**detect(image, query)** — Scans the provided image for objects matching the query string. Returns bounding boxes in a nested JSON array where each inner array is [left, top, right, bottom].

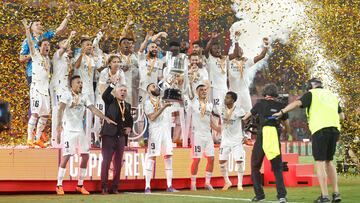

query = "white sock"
[[78, 168, 87, 186], [27, 115, 38, 140], [35, 117, 47, 140], [164, 157, 173, 188], [57, 167, 66, 186], [220, 163, 231, 184], [205, 171, 212, 185], [93, 117, 101, 142], [236, 162, 245, 187], [145, 159, 155, 189], [191, 175, 197, 185]]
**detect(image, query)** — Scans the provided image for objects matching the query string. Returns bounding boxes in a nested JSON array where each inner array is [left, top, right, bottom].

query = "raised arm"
[[204, 32, 219, 58], [55, 10, 72, 35], [74, 49, 85, 69], [229, 42, 240, 60], [93, 30, 104, 55], [102, 85, 115, 104], [22, 19, 35, 56], [121, 15, 134, 37], [150, 31, 168, 43], [138, 31, 153, 53], [58, 31, 76, 57], [253, 37, 270, 64]]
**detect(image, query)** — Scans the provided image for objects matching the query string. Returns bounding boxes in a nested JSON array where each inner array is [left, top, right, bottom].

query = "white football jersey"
[[216, 104, 245, 145], [31, 51, 50, 95], [51, 51, 72, 93], [138, 53, 164, 91], [228, 58, 255, 92], [60, 91, 93, 132], [119, 52, 138, 90], [207, 54, 228, 90], [189, 97, 213, 137], [144, 97, 171, 130], [73, 54, 98, 94]]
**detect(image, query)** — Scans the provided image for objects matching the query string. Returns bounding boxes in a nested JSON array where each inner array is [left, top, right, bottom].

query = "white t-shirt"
[[144, 97, 171, 130], [216, 104, 245, 145], [73, 54, 98, 94], [60, 91, 93, 132], [96, 67, 126, 98], [31, 51, 50, 95], [51, 51, 72, 93], [207, 54, 228, 90], [228, 58, 255, 92], [138, 53, 164, 91], [189, 97, 213, 137]]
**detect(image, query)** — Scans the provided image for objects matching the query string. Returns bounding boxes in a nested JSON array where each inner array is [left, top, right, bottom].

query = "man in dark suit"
[[100, 82, 133, 194]]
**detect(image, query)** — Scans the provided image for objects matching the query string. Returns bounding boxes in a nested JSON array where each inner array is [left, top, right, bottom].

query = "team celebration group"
[[18, 10, 343, 203]]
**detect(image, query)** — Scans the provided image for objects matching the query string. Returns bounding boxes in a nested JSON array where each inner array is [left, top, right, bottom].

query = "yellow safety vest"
[[306, 88, 341, 135]]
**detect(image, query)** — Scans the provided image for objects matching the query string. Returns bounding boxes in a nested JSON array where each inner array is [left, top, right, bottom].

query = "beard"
[[150, 89, 160, 97], [149, 50, 157, 57]]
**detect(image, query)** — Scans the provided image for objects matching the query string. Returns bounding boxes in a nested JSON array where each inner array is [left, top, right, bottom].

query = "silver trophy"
[[162, 53, 186, 102]]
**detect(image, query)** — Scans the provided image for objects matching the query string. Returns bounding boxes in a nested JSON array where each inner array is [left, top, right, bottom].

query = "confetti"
[[0, 1, 358, 171]]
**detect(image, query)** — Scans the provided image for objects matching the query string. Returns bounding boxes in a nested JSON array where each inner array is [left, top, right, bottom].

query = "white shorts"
[[219, 142, 245, 162], [30, 89, 50, 116], [62, 130, 90, 156], [192, 133, 214, 158], [147, 127, 173, 157], [211, 88, 227, 107]]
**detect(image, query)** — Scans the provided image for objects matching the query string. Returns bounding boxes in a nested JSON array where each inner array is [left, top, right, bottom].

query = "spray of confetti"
[[230, 0, 340, 92]]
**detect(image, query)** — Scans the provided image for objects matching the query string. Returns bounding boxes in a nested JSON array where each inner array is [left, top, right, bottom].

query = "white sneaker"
[[190, 184, 197, 191], [222, 182, 232, 190], [205, 184, 215, 191], [237, 184, 243, 191]]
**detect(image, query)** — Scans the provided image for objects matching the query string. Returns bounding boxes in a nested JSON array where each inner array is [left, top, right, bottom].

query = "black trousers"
[[251, 136, 287, 199], [101, 135, 126, 191]]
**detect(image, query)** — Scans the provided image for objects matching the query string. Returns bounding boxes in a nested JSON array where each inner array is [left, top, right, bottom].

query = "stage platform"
[[0, 146, 255, 192], [0, 143, 317, 193]]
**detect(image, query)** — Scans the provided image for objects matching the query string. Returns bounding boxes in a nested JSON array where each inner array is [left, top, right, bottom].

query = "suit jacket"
[[100, 85, 133, 138]]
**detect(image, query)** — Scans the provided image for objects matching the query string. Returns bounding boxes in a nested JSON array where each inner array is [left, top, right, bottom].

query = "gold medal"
[[118, 100, 126, 122], [147, 57, 157, 76]]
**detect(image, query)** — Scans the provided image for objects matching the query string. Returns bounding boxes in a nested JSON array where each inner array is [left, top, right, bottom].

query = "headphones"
[[306, 78, 323, 91]]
